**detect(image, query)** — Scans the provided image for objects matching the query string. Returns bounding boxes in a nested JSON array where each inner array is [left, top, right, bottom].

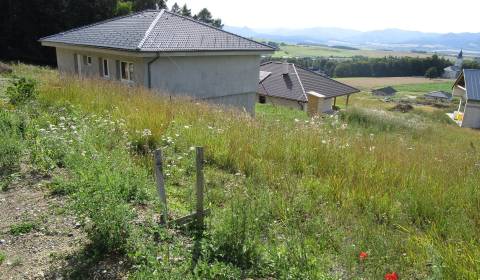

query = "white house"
[[443, 50, 463, 79], [39, 9, 274, 114], [448, 69, 480, 128]]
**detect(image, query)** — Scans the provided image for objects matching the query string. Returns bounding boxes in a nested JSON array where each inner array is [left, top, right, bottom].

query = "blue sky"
[[183, 0, 479, 33]]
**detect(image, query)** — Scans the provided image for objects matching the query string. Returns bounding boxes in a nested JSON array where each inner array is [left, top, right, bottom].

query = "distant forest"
[[0, 0, 222, 65], [264, 55, 480, 78]]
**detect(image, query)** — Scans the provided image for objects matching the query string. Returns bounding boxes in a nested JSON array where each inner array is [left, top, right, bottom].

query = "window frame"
[[87, 56, 92, 65], [120, 61, 134, 82], [102, 59, 109, 78]]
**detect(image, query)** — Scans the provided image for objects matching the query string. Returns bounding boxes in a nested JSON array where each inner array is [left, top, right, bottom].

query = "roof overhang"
[[41, 41, 274, 57], [307, 91, 326, 98]]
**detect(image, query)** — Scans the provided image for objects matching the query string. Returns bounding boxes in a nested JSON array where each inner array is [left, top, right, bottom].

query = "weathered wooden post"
[[195, 147, 205, 229], [154, 149, 168, 225]]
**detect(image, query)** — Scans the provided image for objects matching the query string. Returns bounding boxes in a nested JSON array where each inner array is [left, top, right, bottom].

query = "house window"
[[103, 59, 109, 77], [259, 95, 266, 104], [87, 56, 92, 65], [121, 61, 134, 82]]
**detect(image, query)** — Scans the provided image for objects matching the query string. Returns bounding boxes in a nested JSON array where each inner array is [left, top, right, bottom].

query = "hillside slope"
[[1, 64, 479, 279]]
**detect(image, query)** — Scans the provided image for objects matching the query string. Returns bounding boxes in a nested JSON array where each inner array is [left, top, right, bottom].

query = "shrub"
[[10, 221, 37, 235], [6, 76, 37, 105], [425, 67, 440, 79], [0, 110, 23, 182], [0, 251, 5, 264]]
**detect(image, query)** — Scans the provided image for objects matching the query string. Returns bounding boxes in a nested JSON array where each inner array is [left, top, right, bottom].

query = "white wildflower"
[[142, 129, 152, 137]]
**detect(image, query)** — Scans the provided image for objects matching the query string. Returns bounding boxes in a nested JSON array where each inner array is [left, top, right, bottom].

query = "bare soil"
[[0, 166, 128, 280]]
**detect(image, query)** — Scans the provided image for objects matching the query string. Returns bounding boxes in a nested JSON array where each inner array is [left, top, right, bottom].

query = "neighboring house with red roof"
[[39, 9, 274, 114], [258, 62, 359, 115]]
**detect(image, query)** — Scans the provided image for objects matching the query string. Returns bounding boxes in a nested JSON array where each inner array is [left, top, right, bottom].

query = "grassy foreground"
[[2, 64, 480, 279]]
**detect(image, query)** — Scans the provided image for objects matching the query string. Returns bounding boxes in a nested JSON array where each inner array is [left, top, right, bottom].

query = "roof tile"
[[40, 10, 274, 53]]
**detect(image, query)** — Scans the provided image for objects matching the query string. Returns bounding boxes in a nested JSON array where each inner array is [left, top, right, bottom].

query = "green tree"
[[425, 67, 439, 79], [116, 1, 133, 16], [180, 4, 191, 16], [194, 8, 223, 28], [132, 0, 167, 12], [170, 2, 180, 13]]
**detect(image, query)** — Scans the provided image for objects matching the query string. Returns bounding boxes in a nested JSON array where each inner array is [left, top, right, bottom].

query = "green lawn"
[[393, 82, 453, 93], [2, 64, 480, 279]]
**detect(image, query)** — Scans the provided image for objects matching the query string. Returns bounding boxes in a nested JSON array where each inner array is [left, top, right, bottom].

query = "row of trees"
[[0, 1, 222, 65], [263, 55, 480, 78]]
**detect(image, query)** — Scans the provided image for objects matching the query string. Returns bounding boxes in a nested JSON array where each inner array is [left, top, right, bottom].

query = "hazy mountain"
[[225, 26, 480, 54]]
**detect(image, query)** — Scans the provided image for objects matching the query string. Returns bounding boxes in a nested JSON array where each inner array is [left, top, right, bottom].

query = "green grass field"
[[1, 64, 480, 279], [272, 44, 450, 59]]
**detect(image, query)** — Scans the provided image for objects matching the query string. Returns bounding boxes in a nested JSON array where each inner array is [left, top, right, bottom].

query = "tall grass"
[[9, 64, 480, 278]]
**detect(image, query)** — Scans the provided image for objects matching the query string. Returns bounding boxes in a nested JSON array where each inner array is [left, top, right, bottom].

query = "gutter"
[[147, 52, 160, 89]]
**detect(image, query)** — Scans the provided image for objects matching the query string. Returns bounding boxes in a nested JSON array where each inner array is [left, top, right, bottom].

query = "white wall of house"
[[54, 47, 260, 114], [56, 48, 146, 84], [148, 55, 260, 113], [259, 95, 305, 110], [462, 101, 480, 128], [318, 98, 333, 113]]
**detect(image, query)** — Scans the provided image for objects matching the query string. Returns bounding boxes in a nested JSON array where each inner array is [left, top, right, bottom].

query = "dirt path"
[[0, 167, 86, 280]]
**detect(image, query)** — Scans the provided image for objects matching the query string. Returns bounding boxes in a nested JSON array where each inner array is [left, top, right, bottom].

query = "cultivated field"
[[1, 64, 479, 279], [337, 76, 453, 91], [272, 44, 453, 59]]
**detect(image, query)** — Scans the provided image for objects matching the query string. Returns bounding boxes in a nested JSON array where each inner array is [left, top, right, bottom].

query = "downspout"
[[147, 52, 160, 89]]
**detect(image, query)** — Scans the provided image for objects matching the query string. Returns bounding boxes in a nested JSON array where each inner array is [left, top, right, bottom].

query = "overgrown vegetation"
[[9, 221, 37, 236], [2, 64, 480, 279]]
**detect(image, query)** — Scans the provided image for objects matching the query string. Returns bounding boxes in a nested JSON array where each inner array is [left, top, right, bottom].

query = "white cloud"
[[179, 0, 480, 33]]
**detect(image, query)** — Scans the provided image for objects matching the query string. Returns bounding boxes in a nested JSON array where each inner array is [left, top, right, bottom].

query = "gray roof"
[[424, 91, 452, 99], [372, 86, 397, 95], [259, 71, 272, 83], [259, 62, 359, 102], [40, 10, 274, 53], [456, 69, 480, 101]]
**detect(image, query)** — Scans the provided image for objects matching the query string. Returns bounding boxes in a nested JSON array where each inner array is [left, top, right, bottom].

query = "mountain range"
[[225, 26, 480, 55]]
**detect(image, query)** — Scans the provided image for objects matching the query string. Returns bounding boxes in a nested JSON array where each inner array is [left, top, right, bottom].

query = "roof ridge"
[[295, 64, 360, 93], [162, 10, 275, 51], [39, 10, 157, 42], [292, 64, 307, 100], [137, 9, 165, 50]]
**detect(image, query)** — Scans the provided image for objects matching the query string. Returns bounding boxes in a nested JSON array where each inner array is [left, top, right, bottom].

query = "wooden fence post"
[[154, 149, 168, 225], [195, 147, 204, 229]]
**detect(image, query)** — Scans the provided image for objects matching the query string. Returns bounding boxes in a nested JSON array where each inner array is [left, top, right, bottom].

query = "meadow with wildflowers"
[[1, 63, 480, 279]]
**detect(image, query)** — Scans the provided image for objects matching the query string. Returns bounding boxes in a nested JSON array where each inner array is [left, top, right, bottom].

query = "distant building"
[[448, 69, 480, 128], [442, 50, 463, 79], [372, 86, 397, 96], [258, 61, 359, 115], [424, 91, 452, 102]]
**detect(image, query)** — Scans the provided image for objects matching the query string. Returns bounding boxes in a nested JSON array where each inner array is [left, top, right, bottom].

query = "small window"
[[103, 59, 109, 77], [259, 95, 266, 104], [87, 56, 92, 65], [121, 61, 134, 82]]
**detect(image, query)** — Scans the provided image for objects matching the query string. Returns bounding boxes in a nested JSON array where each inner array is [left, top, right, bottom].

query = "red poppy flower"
[[359, 251, 368, 261], [384, 272, 398, 280]]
